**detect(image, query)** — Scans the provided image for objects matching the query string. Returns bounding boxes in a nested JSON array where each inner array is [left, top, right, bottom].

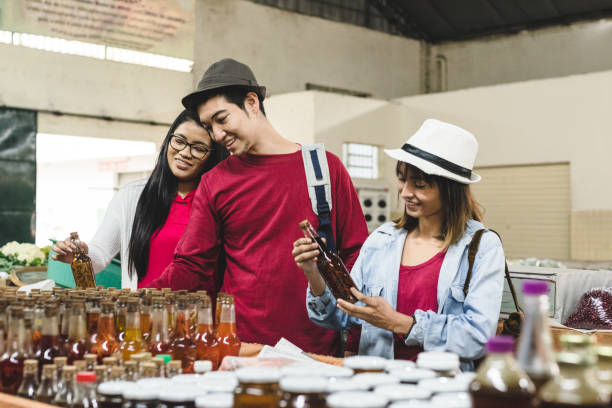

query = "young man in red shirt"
[[153, 58, 368, 355]]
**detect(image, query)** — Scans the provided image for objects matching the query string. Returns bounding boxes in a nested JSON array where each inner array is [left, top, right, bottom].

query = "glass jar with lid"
[[344, 356, 388, 373], [326, 380, 369, 394], [196, 393, 233, 408], [388, 368, 436, 384], [327, 391, 388, 408], [416, 352, 460, 377], [374, 384, 431, 403], [234, 368, 281, 408], [352, 373, 400, 390], [121, 384, 159, 408], [157, 385, 203, 408], [98, 381, 131, 408], [279, 376, 328, 408]]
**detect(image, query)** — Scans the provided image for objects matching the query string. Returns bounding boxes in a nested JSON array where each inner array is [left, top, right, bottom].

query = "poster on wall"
[[0, 0, 194, 59]]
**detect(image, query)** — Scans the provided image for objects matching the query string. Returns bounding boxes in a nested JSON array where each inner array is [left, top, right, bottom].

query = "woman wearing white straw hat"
[[292, 119, 506, 371]]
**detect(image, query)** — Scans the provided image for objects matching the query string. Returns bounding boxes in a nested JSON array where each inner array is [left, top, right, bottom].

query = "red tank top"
[[394, 250, 446, 360]]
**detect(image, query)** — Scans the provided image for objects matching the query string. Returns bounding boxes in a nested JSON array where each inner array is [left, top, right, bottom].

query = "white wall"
[[193, 0, 421, 100], [432, 19, 612, 92]]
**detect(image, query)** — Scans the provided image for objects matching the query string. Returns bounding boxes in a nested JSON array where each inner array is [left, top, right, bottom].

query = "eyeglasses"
[[169, 135, 213, 160]]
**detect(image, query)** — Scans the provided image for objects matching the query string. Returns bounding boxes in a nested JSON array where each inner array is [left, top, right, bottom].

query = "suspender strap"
[[463, 229, 522, 313], [302, 144, 337, 253]]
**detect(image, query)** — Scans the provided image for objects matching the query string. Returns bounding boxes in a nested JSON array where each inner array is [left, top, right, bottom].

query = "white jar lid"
[[352, 373, 401, 388], [389, 401, 434, 408], [320, 366, 354, 378], [384, 360, 416, 372], [281, 363, 322, 377], [98, 381, 132, 396], [389, 368, 436, 383], [158, 385, 204, 402], [454, 372, 476, 385], [194, 360, 213, 373], [344, 356, 388, 370], [196, 393, 234, 408], [416, 352, 459, 371], [431, 392, 471, 408], [327, 391, 389, 408], [122, 384, 159, 400], [418, 378, 468, 393], [280, 376, 328, 393], [236, 367, 281, 383], [204, 371, 238, 381], [198, 378, 239, 393], [326, 379, 370, 393], [374, 384, 432, 401], [172, 374, 201, 384]]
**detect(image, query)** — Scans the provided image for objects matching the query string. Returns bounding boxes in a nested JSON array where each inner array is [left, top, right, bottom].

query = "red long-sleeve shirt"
[[153, 150, 368, 355]]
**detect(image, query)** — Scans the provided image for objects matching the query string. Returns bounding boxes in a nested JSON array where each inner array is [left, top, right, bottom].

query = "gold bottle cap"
[[42, 364, 56, 378], [74, 360, 87, 372], [24, 359, 38, 373]]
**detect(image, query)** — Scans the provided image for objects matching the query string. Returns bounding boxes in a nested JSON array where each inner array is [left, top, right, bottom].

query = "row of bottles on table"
[[0, 286, 240, 394], [470, 279, 612, 407]]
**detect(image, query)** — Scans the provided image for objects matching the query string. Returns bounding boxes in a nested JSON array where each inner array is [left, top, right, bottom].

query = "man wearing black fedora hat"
[[152, 58, 368, 355]]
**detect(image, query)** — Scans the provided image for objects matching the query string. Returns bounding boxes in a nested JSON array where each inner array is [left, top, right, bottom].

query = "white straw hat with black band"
[[384, 119, 481, 184]]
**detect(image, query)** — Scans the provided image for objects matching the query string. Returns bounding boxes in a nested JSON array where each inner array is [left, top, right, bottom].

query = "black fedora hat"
[[182, 58, 266, 111]]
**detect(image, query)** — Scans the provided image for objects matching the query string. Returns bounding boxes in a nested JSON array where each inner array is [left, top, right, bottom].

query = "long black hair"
[[127, 110, 229, 282]]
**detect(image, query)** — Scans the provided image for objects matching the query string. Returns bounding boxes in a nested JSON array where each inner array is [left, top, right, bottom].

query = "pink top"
[[138, 190, 195, 288], [394, 250, 446, 360]]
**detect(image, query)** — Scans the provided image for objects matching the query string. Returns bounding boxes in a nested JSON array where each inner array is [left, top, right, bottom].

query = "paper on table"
[[257, 338, 318, 363]]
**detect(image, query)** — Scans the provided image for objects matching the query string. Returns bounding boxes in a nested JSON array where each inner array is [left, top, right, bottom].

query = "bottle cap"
[[388, 368, 436, 383], [236, 367, 280, 383], [343, 356, 388, 371], [204, 371, 237, 381], [76, 372, 97, 383], [486, 335, 515, 353], [171, 374, 200, 385], [158, 385, 203, 402], [156, 354, 172, 364], [352, 373, 401, 388], [196, 393, 234, 408], [327, 391, 389, 408], [98, 381, 132, 396], [522, 280, 549, 295], [374, 384, 431, 401], [326, 379, 369, 393], [416, 352, 460, 371], [123, 385, 159, 401], [280, 376, 328, 393], [197, 378, 238, 393], [430, 392, 471, 408], [384, 360, 416, 373], [418, 377, 468, 393], [137, 378, 169, 388], [194, 360, 213, 373]]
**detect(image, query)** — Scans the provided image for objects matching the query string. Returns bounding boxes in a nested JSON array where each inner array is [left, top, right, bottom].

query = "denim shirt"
[[306, 219, 505, 371]]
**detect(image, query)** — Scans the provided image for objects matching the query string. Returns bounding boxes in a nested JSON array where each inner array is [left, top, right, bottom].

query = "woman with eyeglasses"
[[52, 110, 229, 289]]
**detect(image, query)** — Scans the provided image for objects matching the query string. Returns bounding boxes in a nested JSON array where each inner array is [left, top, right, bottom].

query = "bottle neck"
[[173, 305, 191, 337], [97, 312, 116, 338], [68, 311, 87, 340], [126, 310, 141, 331], [7, 318, 26, 352], [150, 307, 169, 342], [42, 314, 59, 336], [197, 306, 213, 327]]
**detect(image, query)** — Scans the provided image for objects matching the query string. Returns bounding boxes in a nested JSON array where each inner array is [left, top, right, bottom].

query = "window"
[[342, 143, 379, 179]]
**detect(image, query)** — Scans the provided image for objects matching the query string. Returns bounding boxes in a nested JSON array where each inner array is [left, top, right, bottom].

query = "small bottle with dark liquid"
[[216, 295, 241, 366], [170, 295, 197, 373], [194, 294, 219, 369], [516, 280, 559, 390], [0, 306, 29, 394], [35, 363, 57, 403], [66, 301, 89, 364], [35, 300, 63, 379], [70, 232, 97, 288], [16, 358, 39, 399], [148, 296, 171, 356], [539, 352, 610, 408], [469, 336, 536, 408], [299, 219, 358, 303], [119, 298, 146, 361]]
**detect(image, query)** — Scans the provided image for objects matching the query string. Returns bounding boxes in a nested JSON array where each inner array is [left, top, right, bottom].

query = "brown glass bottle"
[[299, 220, 358, 303], [194, 295, 219, 370], [119, 298, 147, 361], [90, 301, 119, 363], [16, 358, 39, 399], [216, 295, 241, 366], [35, 363, 57, 403], [0, 306, 29, 394], [70, 232, 97, 288], [148, 296, 172, 355], [35, 301, 63, 378], [170, 296, 197, 373], [470, 336, 537, 408], [66, 301, 89, 364], [86, 294, 101, 336]]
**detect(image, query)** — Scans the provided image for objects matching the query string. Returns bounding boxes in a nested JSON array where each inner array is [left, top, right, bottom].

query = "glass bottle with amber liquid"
[[217, 295, 241, 366], [70, 232, 97, 288], [0, 306, 29, 394], [194, 294, 220, 369], [299, 220, 358, 303], [17, 359, 39, 399], [66, 301, 88, 364], [115, 295, 128, 342], [86, 294, 100, 338], [89, 301, 119, 363], [119, 298, 147, 361], [35, 301, 63, 379], [170, 295, 197, 373], [148, 296, 171, 356], [35, 363, 57, 403], [140, 294, 152, 343]]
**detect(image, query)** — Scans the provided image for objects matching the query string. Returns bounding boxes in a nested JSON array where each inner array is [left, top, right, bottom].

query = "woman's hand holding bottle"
[[51, 237, 88, 263]]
